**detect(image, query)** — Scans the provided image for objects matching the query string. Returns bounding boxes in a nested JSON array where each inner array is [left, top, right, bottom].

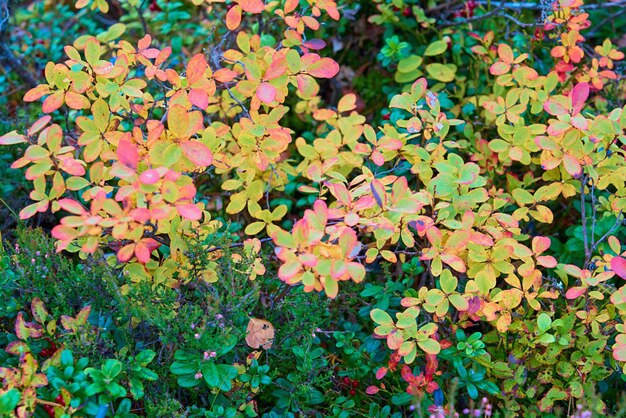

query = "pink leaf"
[[307, 58, 340, 78], [536, 255, 557, 268], [565, 286, 587, 299], [256, 83, 277, 103], [51, 225, 77, 241], [571, 82, 589, 115], [139, 169, 162, 185], [303, 39, 326, 50], [611, 256, 626, 280], [365, 386, 380, 395], [177, 203, 202, 220], [28, 116, 52, 136], [189, 89, 209, 109], [57, 198, 87, 215], [117, 138, 138, 170], [135, 238, 160, 263]]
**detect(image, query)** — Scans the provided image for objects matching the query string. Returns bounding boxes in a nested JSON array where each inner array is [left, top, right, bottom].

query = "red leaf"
[[117, 138, 139, 169], [612, 256, 626, 280], [307, 58, 340, 78], [181, 141, 213, 167], [256, 82, 277, 103]]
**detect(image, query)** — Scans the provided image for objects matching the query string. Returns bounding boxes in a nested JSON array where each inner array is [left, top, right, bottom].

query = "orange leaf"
[[117, 244, 136, 262], [42, 91, 65, 113], [186, 54, 207, 85], [65, 91, 90, 110], [24, 85, 50, 102], [226, 5, 242, 30], [238, 0, 265, 13], [213, 68, 237, 83]]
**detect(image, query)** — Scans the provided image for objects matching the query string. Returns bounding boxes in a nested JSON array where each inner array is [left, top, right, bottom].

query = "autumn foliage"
[[1, 0, 626, 416]]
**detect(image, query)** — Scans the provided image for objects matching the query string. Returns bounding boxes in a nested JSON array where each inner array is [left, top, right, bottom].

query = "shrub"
[[1, 0, 626, 416]]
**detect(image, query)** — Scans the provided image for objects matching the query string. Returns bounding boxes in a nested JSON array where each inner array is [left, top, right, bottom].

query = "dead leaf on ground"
[[245, 317, 274, 349]]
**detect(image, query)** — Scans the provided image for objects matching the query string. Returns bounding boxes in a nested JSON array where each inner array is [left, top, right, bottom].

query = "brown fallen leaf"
[[245, 317, 275, 349]]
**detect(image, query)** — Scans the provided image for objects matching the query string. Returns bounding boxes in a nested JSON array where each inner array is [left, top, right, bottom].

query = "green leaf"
[[177, 374, 200, 388], [424, 40, 448, 56], [170, 360, 197, 375], [135, 350, 156, 365], [66, 176, 91, 190], [426, 63, 456, 82], [370, 308, 394, 326], [397, 55, 423, 73], [467, 383, 478, 399], [391, 392, 413, 406], [202, 362, 220, 387], [417, 338, 441, 354], [439, 269, 457, 294], [107, 382, 127, 399], [0, 389, 20, 414], [537, 313, 552, 333], [102, 359, 122, 378]]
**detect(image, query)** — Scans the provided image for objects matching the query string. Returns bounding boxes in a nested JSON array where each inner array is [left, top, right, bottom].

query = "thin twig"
[[586, 211, 624, 269], [0, 195, 18, 219], [474, 0, 626, 9], [135, 5, 150, 36], [225, 84, 251, 119], [581, 175, 590, 265], [587, 6, 626, 37]]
